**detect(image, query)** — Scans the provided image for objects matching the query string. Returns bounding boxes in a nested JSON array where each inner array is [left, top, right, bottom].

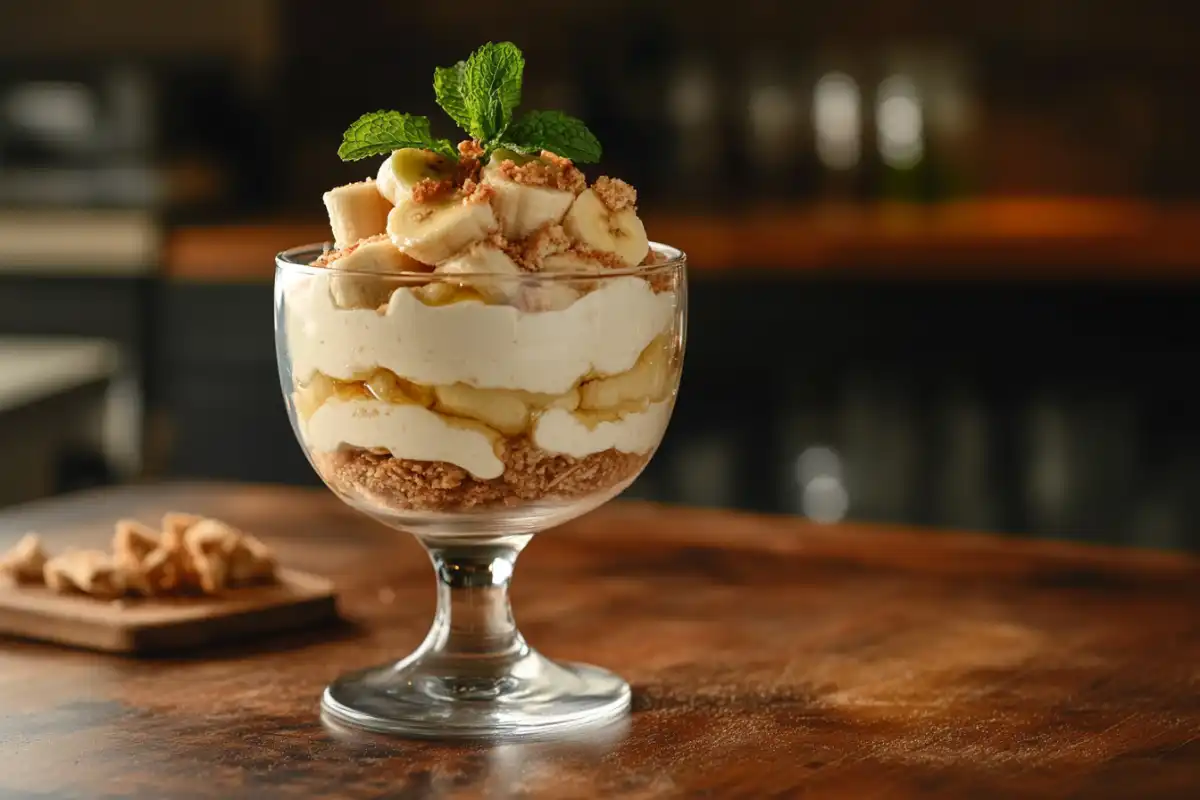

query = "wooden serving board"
[[0, 568, 338, 654]]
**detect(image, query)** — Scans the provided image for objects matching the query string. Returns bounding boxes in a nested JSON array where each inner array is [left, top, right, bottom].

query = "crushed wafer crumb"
[[573, 247, 628, 271], [317, 440, 648, 513], [411, 177, 456, 205], [458, 139, 485, 160], [465, 181, 496, 205], [497, 154, 587, 194], [592, 176, 637, 213], [514, 224, 572, 271]]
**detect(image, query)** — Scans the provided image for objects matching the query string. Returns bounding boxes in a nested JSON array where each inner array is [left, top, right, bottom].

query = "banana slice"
[[579, 335, 673, 410], [387, 197, 497, 264], [481, 159, 575, 240], [376, 148, 456, 206], [435, 383, 529, 435], [327, 237, 425, 309], [562, 189, 649, 267], [518, 282, 580, 312], [436, 242, 522, 304], [323, 180, 392, 247]]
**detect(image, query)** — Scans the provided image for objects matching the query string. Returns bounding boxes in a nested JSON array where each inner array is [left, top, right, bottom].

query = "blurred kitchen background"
[[2, 0, 1199, 550]]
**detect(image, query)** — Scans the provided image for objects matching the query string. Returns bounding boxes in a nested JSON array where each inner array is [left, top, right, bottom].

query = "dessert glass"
[[275, 242, 686, 738]]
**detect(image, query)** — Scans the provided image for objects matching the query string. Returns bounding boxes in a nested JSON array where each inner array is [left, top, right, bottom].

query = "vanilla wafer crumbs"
[[1, 513, 277, 601]]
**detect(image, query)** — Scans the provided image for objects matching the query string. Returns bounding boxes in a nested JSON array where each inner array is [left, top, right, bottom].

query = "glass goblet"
[[275, 243, 686, 738]]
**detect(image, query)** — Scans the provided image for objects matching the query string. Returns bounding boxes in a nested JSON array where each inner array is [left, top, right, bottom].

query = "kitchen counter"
[[163, 199, 1200, 282], [1, 483, 1197, 798]]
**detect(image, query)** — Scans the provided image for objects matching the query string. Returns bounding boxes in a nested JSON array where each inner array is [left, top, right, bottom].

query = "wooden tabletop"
[[1, 483, 1198, 799]]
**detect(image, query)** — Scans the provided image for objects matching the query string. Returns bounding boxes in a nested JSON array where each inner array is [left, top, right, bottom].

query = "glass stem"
[[418, 536, 532, 675]]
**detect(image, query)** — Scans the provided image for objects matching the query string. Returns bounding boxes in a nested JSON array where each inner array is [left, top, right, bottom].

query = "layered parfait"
[[280, 43, 684, 515]]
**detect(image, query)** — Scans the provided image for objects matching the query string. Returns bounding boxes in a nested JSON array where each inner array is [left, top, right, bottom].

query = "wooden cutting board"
[[0, 568, 338, 654]]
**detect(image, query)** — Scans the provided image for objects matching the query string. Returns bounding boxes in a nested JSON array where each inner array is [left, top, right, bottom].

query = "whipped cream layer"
[[302, 398, 671, 480], [286, 271, 675, 395]]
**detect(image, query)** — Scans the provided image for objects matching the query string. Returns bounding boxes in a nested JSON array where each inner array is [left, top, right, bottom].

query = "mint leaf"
[[433, 62, 472, 133], [463, 42, 524, 141], [504, 111, 602, 164], [337, 111, 456, 161]]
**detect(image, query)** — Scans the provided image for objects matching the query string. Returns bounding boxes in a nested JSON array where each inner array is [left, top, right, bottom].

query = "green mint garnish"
[[433, 62, 473, 135], [337, 112, 456, 161], [340, 42, 602, 165], [462, 41, 524, 142], [501, 111, 602, 164]]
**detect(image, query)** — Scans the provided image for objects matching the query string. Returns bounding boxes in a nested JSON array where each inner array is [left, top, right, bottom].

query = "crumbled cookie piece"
[[184, 518, 243, 594], [411, 177, 456, 205], [591, 176, 637, 213], [227, 534, 277, 584], [516, 224, 572, 271], [113, 519, 162, 595], [457, 139, 485, 160], [464, 181, 496, 206], [0, 534, 48, 585], [497, 153, 587, 194], [44, 550, 126, 600]]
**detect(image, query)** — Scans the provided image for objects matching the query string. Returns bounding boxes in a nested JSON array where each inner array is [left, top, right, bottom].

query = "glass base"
[[321, 649, 631, 739]]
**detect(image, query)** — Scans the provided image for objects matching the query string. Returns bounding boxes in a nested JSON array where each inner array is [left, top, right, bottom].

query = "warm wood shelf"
[[163, 198, 1200, 282]]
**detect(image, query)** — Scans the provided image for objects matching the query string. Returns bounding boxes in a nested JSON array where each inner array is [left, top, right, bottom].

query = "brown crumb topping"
[[573, 246, 628, 271], [514, 223, 572, 271], [592, 176, 637, 213], [458, 139, 485, 160], [497, 154, 587, 194], [315, 440, 648, 513], [310, 233, 390, 268], [411, 177, 456, 204], [465, 181, 495, 205]]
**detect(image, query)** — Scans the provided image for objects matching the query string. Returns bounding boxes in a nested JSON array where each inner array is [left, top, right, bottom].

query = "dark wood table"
[[1, 483, 1198, 799]]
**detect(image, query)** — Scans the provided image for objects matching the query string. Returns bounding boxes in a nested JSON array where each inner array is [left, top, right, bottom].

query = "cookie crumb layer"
[[315, 439, 649, 512]]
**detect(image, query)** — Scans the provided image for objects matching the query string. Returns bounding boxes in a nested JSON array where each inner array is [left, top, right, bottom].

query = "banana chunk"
[[562, 189, 649, 267], [436, 242, 522, 304], [435, 383, 530, 435], [328, 237, 426, 310], [377, 148, 456, 206], [323, 180, 392, 248], [579, 335, 673, 410], [388, 197, 498, 264], [482, 159, 575, 240]]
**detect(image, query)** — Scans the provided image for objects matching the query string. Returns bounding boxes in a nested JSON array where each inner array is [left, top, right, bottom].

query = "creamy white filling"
[[304, 399, 504, 479], [302, 397, 672, 479], [286, 272, 675, 395], [533, 401, 672, 458]]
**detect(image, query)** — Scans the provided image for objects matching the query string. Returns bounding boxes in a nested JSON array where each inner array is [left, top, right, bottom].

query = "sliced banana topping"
[[435, 241, 522, 304], [562, 188, 649, 267], [387, 196, 498, 264], [323, 180, 392, 248], [482, 159, 575, 240], [376, 148, 456, 206], [327, 238, 425, 310]]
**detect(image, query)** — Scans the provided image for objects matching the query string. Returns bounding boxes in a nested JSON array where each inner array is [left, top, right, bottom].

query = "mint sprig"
[[502, 111, 602, 164], [337, 112, 455, 161], [339, 42, 602, 165]]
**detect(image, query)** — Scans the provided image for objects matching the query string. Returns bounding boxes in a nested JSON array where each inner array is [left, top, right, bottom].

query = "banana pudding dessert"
[[280, 43, 684, 515]]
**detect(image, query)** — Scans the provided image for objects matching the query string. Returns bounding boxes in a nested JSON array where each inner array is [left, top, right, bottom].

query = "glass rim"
[[275, 241, 686, 282]]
